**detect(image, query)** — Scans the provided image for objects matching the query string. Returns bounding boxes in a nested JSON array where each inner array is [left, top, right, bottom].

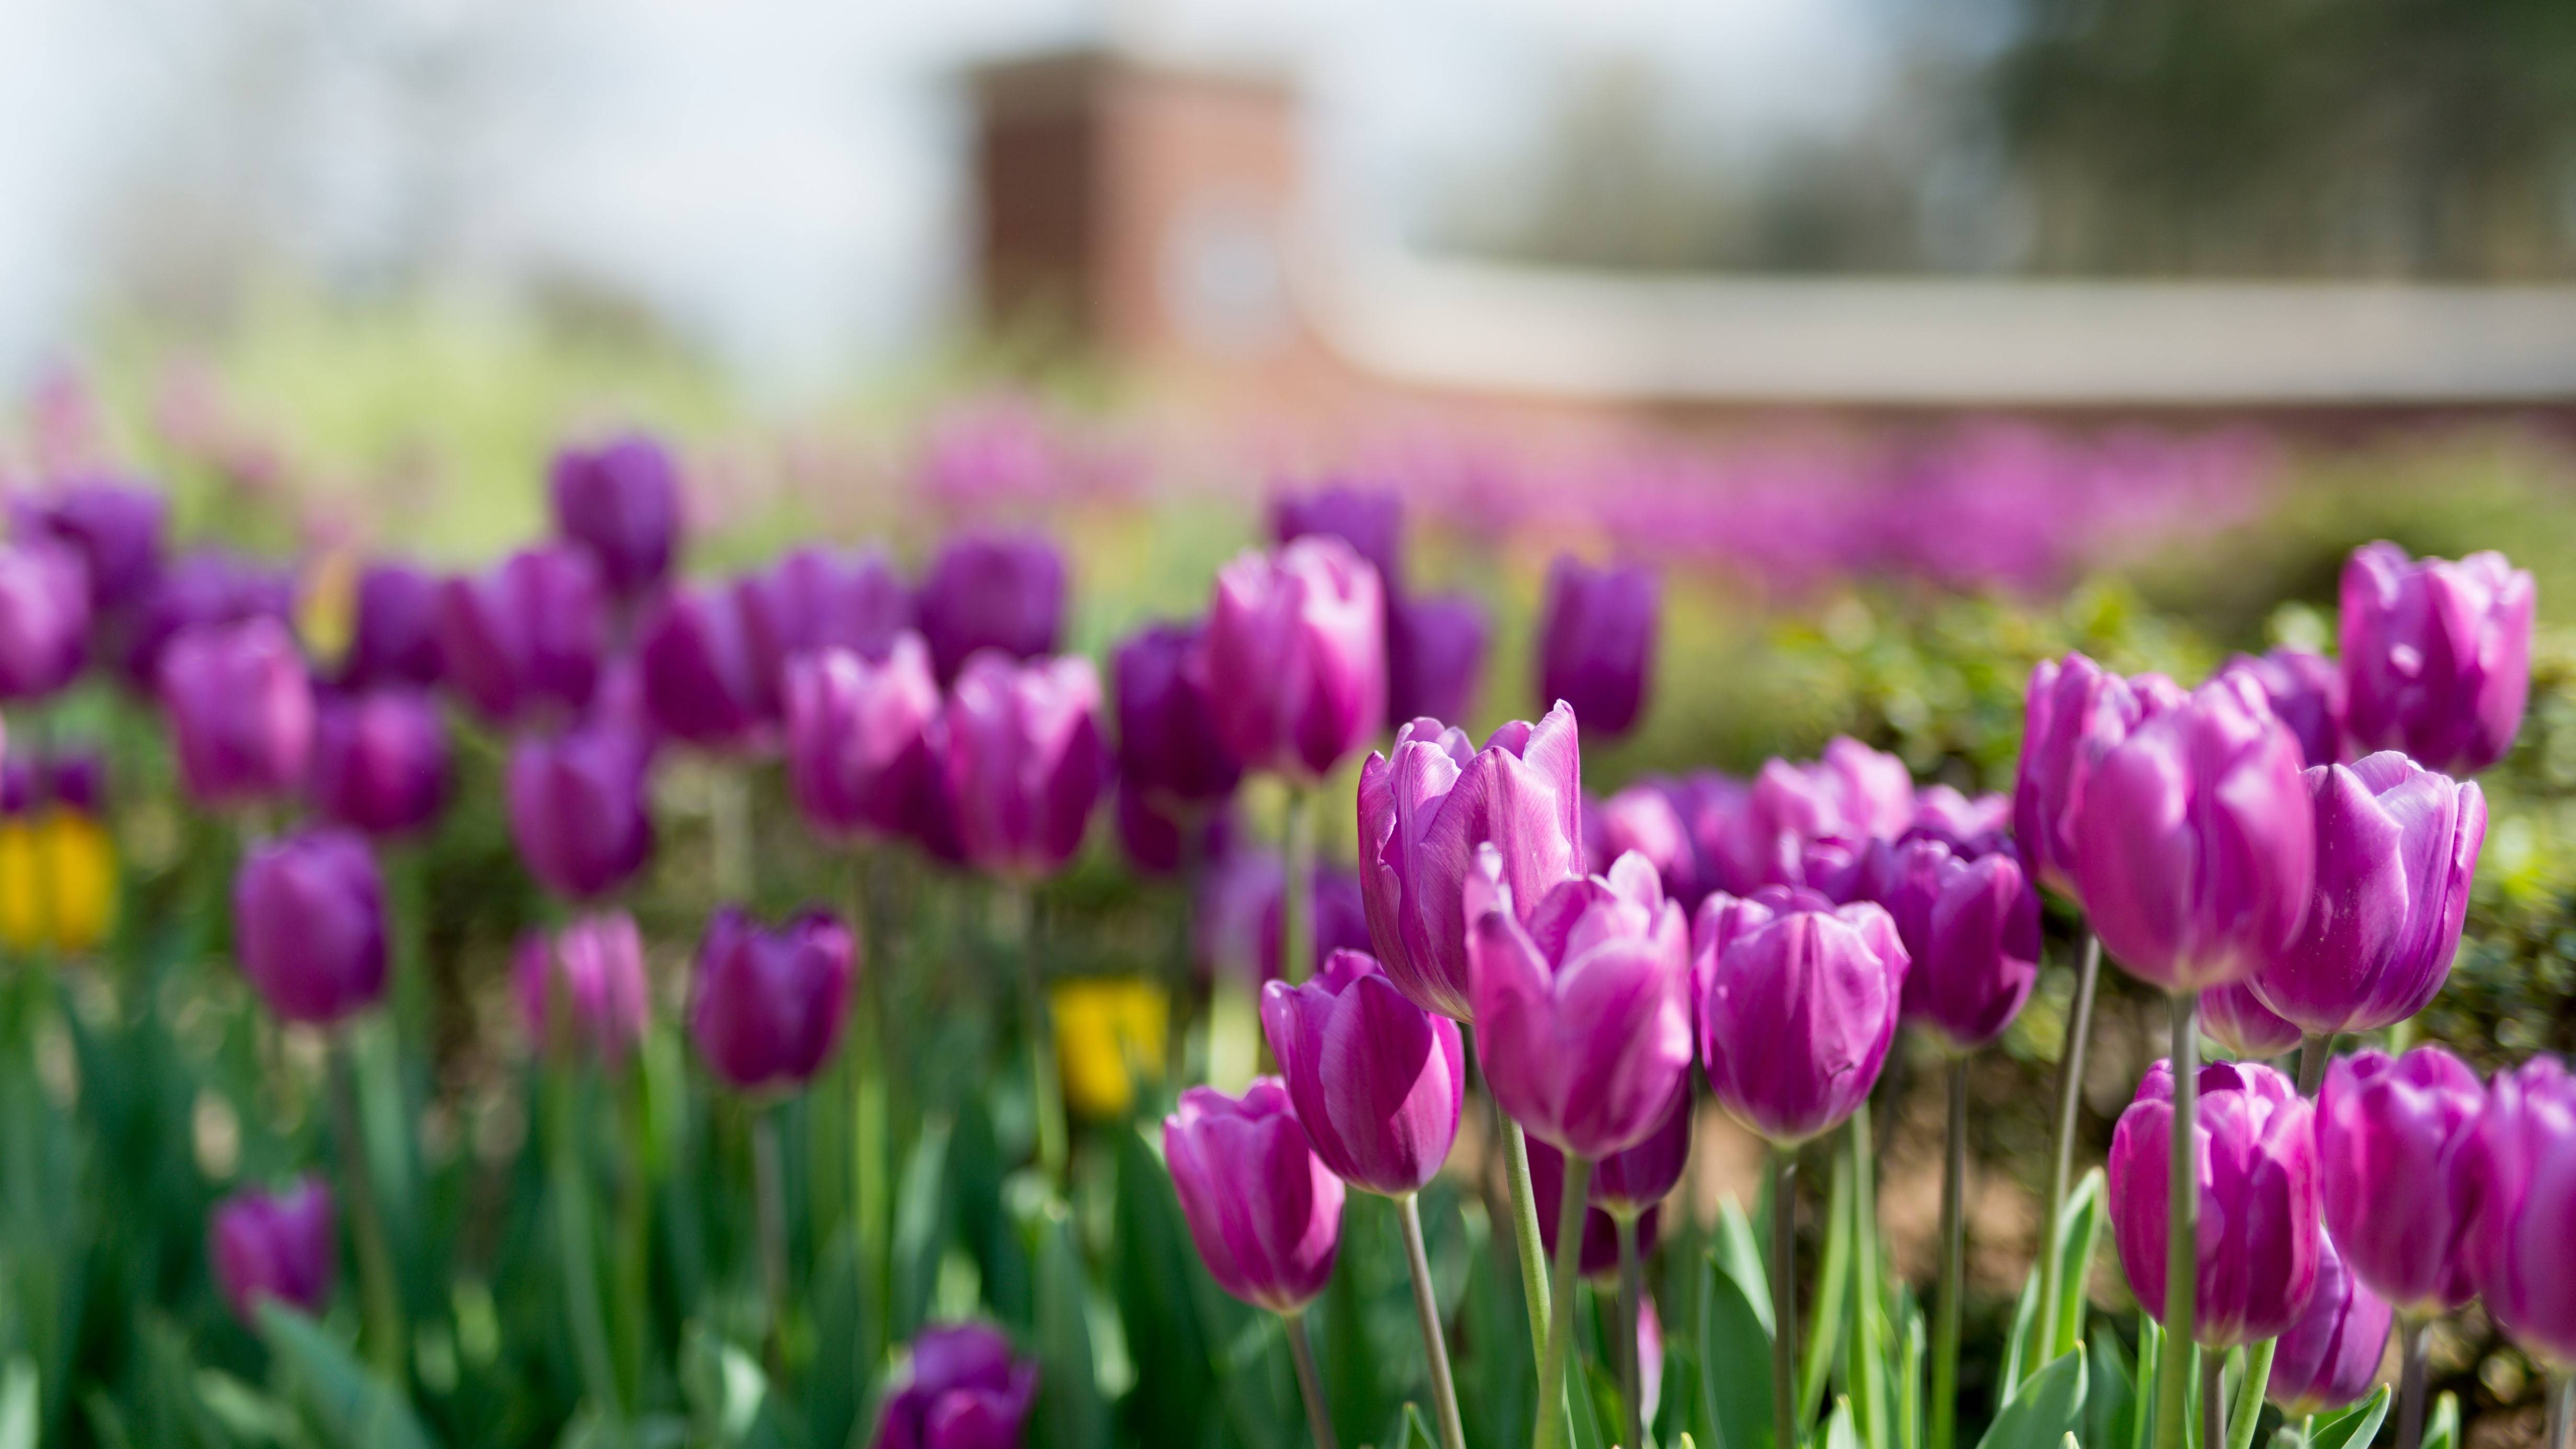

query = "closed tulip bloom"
[[2318, 1046, 2483, 1315], [1586, 1082, 1692, 1217], [209, 1177, 336, 1325], [687, 906, 856, 1093], [0, 539, 90, 700], [1537, 555, 1658, 739], [515, 911, 651, 1064], [437, 546, 606, 726], [1595, 783, 1698, 906], [741, 546, 912, 718], [234, 828, 387, 1026], [2014, 653, 2188, 900], [1525, 1129, 1663, 1278], [870, 1322, 1041, 1449], [2268, 1237, 2394, 1420], [1111, 622, 1240, 808], [2217, 648, 2346, 769], [550, 432, 681, 597], [1905, 785, 2013, 860], [1271, 482, 1404, 594], [2107, 1059, 2322, 1347], [1695, 886, 1910, 1146], [1468, 849, 1694, 1159], [1114, 784, 1234, 877], [339, 561, 444, 689], [1162, 1079, 1344, 1313], [2201, 983, 2303, 1060], [1387, 592, 1488, 729], [2072, 677, 2314, 994], [915, 532, 1066, 684], [2251, 754, 2485, 1038], [23, 477, 165, 614], [1197, 850, 1371, 984], [506, 723, 654, 900], [638, 582, 765, 749], [121, 550, 293, 689], [2341, 542, 2534, 776], [162, 616, 315, 806], [1876, 837, 2042, 1053], [1204, 536, 1386, 781], [928, 652, 1107, 879], [2468, 1056, 2576, 1364], [308, 687, 449, 836], [783, 636, 940, 840], [1358, 704, 1584, 1020], [1261, 949, 1465, 1197]]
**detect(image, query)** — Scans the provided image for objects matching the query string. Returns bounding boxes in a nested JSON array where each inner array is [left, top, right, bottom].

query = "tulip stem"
[[2032, 928, 2101, 1382], [1501, 1115, 1554, 1362], [2155, 991, 2201, 1449], [849, 852, 892, 1322], [2549, 1374, 2573, 1449], [1616, 1211, 1645, 1449], [1284, 1310, 1340, 1449], [1770, 1148, 1802, 1449], [1534, 1153, 1593, 1449], [329, 1034, 408, 1387], [2201, 1343, 2225, 1449], [1281, 780, 1315, 986], [2295, 1033, 2332, 1098], [1398, 1193, 1469, 1449], [2394, 1318, 2431, 1449], [1931, 1059, 1968, 1449], [2227, 1338, 2275, 1449], [1003, 884, 1067, 1181], [752, 1108, 790, 1375], [546, 1061, 628, 1440]]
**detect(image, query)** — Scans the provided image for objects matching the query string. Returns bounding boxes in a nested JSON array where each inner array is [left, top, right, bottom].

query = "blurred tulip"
[[1261, 949, 1465, 1197], [40, 751, 104, 815], [2107, 1059, 2320, 1347], [2468, 1056, 2576, 1364], [2201, 983, 2303, 1060], [1052, 976, 1169, 1120], [233, 828, 387, 1026], [1271, 482, 1404, 594], [1162, 1078, 1344, 1313], [21, 476, 165, 615], [2341, 542, 2534, 776], [1525, 1129, 1663, 1278], [121, 550, 293, 691], [1594, 783, 1697, 904], [784, 636, 940, 840], [309, 687, 449, 836], [437, 546, 606, 726], [2216, 648, 2345, 769], [740, 546, 911, 718], [2319, 1046, 2483, 1316], [2267, 1237, 2394, 1419], [506, 723, 654, 900], [1694, 885, 1909, 1146], [514, 911, 651, 1064], [1203, 536, 1386, 781], [2014, 653, 2187, 900], [1197, 849, 1370, 984], [638, 582, 765, 749], [1904, 785, 2012, 859], [0, 539, 89, 701], [1113, 784, 1234, 877], [0, 808, 114, 953], [1536, 555, 1657, 739], [161, 616, 314, 807], [1387, 592, 1488, 730], [1585, 1081, 1691, 1217], [927, 652, 1107, 879], [550, 433, 681, 597], [914, 533, 1065, 684], [1873, 837, 2041, 1053], [209, 1177, 336, 1325], [869, 1322, 1041, 1449], [338, 561, 444, 689], [1111, 621, 1240, 809], [687, 905, 856, 1093]]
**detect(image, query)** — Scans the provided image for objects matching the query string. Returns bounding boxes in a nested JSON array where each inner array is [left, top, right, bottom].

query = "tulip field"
[[5, 360, 2576, 1449]]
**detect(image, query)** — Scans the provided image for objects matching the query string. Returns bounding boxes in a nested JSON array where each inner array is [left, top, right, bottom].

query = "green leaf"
[[1109, 1128, 1223, 1448], [1397, 1403, 1439, 1449], [2006, 1170, 2107, 1389], [1716, 1199, 1775, 1338], [1029, 1205, 1109, 1449], [1798, 1156, 1854, 1424], [2420, 1391, 2459, 1449], [2086, 1323, 2138, 1449], [0, 1359, 35, 1449], [1699, 1249, 1776, 1449], [1824, 1396, 1860, 1449], [890, 1116, 953, 1343], [257, 1305, 438, 1449], [1842, 1116, 1892, 1449], [2305, 1386, 2393, 1449], [678, 1322, 769, 1448], [1974, 1346, 2086, 1449]]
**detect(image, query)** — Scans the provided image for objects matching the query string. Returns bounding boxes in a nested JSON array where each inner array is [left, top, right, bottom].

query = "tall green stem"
[[2032, 929, 2101, 1379], [2201, 1344, 2225, 1449], [2154, 992, 2202, 1449], [2296, 1034, 2333, 1098], [1616, 1212, 1646, 1449], [1931, 1059, 1969, 1449], [1771, 1148, 1802, 1449], [329, 1035, 407, 1385], [1500, 1113, 1553, 1362], [752, 1108, 791, 1374], [547, 1061, 627, 1439], [1003, 883, 1066, 1180], [1533, 1154, 1593, 1449], [850, 853, 891, 1318], [1284, 1312, 1340, 1449], [1397, 1193, 1468, 1449], [2228, 1338, 2276, 1449], [1281, 781, 1315, 985], [2548, 1375, 2573, 1449], [2394, 1318, 2431, 1449]]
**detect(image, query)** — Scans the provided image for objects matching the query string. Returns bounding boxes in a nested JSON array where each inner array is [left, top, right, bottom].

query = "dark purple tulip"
[[121, 550, 292, 691], [550, 433, 681, 597], [1536, 555, 1657, 739], [2267, 1237, 2393, 1419], [506, 723, 654, 900], [438, 546, 606, 726], [870, 1322, 1041, 1449], [783, 636, 940, 840], [2467, 1056, 2576, 1363], [1111, 622, 1240, 808], [22, 476, 165, 614], [1525, 1128, 1664, 1278], [928, 652, 1107, 879], [1874, 837, 2041, 1053], [740, 546, 912, 719], [162, 617, 315, 806], [1271, 482, 1404, 595], [308, 687, 449, 836], [687, 905, 856, 1093], [1197, 850, 1370, 984], [2072, 676, 2315, 994], [2014, 653, 2187, 901], [1162, 1078, 1344, 1313], [2216, 649, 2345, 769], [2319, 1046, 2483, 1315], [1904, 785, 2011, 859], [1358, 704, 1584, 1021], [1260, 949, 1465, 1197], [1115, 784, 1234, 877], [43, 750, 105, 815], [2201, 983, 2303, 1060], [2250, 753, 2485, 1038], [2107, 1059, 2321, 1347], [515, 911, 651, 1064], [0, 539, 90, 700], [637, 582, 765, 749], [1204, 537, 1386, 781], [1467, 849, 1694, 1159], [1585, 1080, 1692, 1217], [339, 561, 443, 689], [914, 533, 1066, 684], [2341, 542, 2534, 776], [233, 828, 387, 1026], [1387, 592, 1488, 729], [1694, 886, 1910, 1146], [209, 1177, 335, 1325]]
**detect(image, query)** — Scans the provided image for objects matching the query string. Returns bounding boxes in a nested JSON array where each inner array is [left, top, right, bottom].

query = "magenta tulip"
[[1905, 785, 2013, 859], [339, 561, 444, 689], [21, 477, 164, 615], [740, 546, 912, 719], [1695, 886, 1910, 1146], [2341, 542, 2534, 776], [2216, 648, 2345, 769], [1197, 850, 1371, 985], [687, 906, 856, 1092], [2468, 1056, 2576, 1364], [438, 546, 606, 726], [1163, 1079, 1344, 1313], [1525, 1129, 1664, 1278], [210, 1177, 336, 1324], [1111, 621, 1240, 812], [2014, 653, 2187, 900], [2268, 1237, 2394, 1419], [1585, 1082, 1691, 1217], [926, 652, 1107, 879], [915, 533, 1066, 685], [1387, 593, 1488, 730], [869, 1322, 1041, 1449], [122, 550, 292, 691], [1874, 837, 2041, 1053], [233, 828, 387, 1026], [783, 636, 940, 840], [2201, 983, 2303, 1060], [162, 616, 315, 807], [1260, 949, 1465, 1197], [551, 432, 681, 598], [308, 686, 449, 836], [1271, 482, 1404, 595], [638, 582, 765, 749], [2318, 1046, 2483, 1315], [1203, 536, 1386, 782], [1536, 555, 1657, 739], [506, 723, 654, 900], [515, 911, 651, 1064]]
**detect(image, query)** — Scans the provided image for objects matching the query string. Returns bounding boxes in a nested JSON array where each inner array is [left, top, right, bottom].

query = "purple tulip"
[[515, 911, 651, 1064], [2216, 649, 2345, 769], [1271, 482, 1404, 594], [1586, 1080, 1692, 1217], [233, 828, 387, 1026], [1525, 1128, 1664, 1278], [1873, 837, 2041, 1053], [687, 905, 856, 1092], [2341, 542, 2534, 776], [783, 636, 940, 840], [1197, 850, 1371, 984], [740, 546, 912, 719], [43, 751, 104, 815], [1536, 555, 1657, 739], [1694, 886, 1910, 1146], [1114, 786, 1236, 877], [308, 687, 449, 836], [2267, 1237, 2394, 1419], [2201, 983, 2303, 1060], [339, 561, 444, 689], [914, 533, 1066, 685], [2071, 676, 2315, 994], [2014, 653, 2188, 900], [927, 652, 1107, 879], [2318, 1046, 2483, 1316], [438, 546, 606, 726], [1204, 537, 1387, 781], [1594, 783, 1698, 905], [162, 616, 315, 806], [637, 582, 766, 749], [550, 433, 681, 597], [2107, 1059, 2321, 1347], [2250, 754, 2485, 1038], [1162, 1078, 1345, 1313], [506, 723, 654, 900], [2468, 1056, 2576, 1364], [209, 1177, 336, 1325], [21, 476, 165, 614], [869, 1322, 1041, 1449], [1387, 593, 1489, 730], [1905, 785, 2012, 859], [121, 550, 293, 691], [1111, 622, 1240, 809], [1358, 704, 1584, 1021], [1467, 849, 1694, 1159], [1260, 949, 1465, 1197], [0, 539, 90, 700]]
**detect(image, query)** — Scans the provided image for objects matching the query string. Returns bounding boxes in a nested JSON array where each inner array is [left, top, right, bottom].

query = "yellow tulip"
[[297, 545, 361, 675], [1050, 977, 1169, 1121], [0, 809, 117, 954]]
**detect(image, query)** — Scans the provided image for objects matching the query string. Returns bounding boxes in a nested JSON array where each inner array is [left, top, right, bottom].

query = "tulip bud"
[[1695, 886, 1909, 1146], [2318, 1046, 2483, 1316], [0, 539, 90, 701], [1111, 622, 1240, 810], [1537, 555, 1657, 739], [2107, 1059, 2321, 1347], [1874, 837, 2041, 1053], [122, 550, 293, 691], [515, 911, 651, 1064], [2341, 542, 2533, 776], [22, 477, 165, 615], [1525, 1128, 1663, 1278], [162, 616, 315, 807], [2014, 653, 2187, 901], [868, 1322, 1041, 1449], [550, 432, 681, 598], [914, 532, 1066, 685], [233, 828, 388, 1026], [339, 561, 444, 689], [2267, 1236, 2394, 1420], [1162, 1078, 1344, 1313], [2216, 648, 2345, 769], [2250, 754, 2485, 1038], [1271, 482, 1404, 596], [1358, 704, 1584, 1021], [506, 723, 654, 900], [687, 906, 856, 1093], [2201, 983, 2302, 1060], [1197, 850, 1370, 984], [2468, 1056, 2576, 1365], [740, 546, 911, 719], [784, 636, 940, 841], [437, 546, 606, 726], [309, 687, 450, 837], [1261, 949, 1465, 1197], [1387, 593, 1488, 731], [209, 1177, 336, 1325], [637, 581, 766, 749], [1204, 537, 1386, 781], [926, 652, 1107, 879]]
